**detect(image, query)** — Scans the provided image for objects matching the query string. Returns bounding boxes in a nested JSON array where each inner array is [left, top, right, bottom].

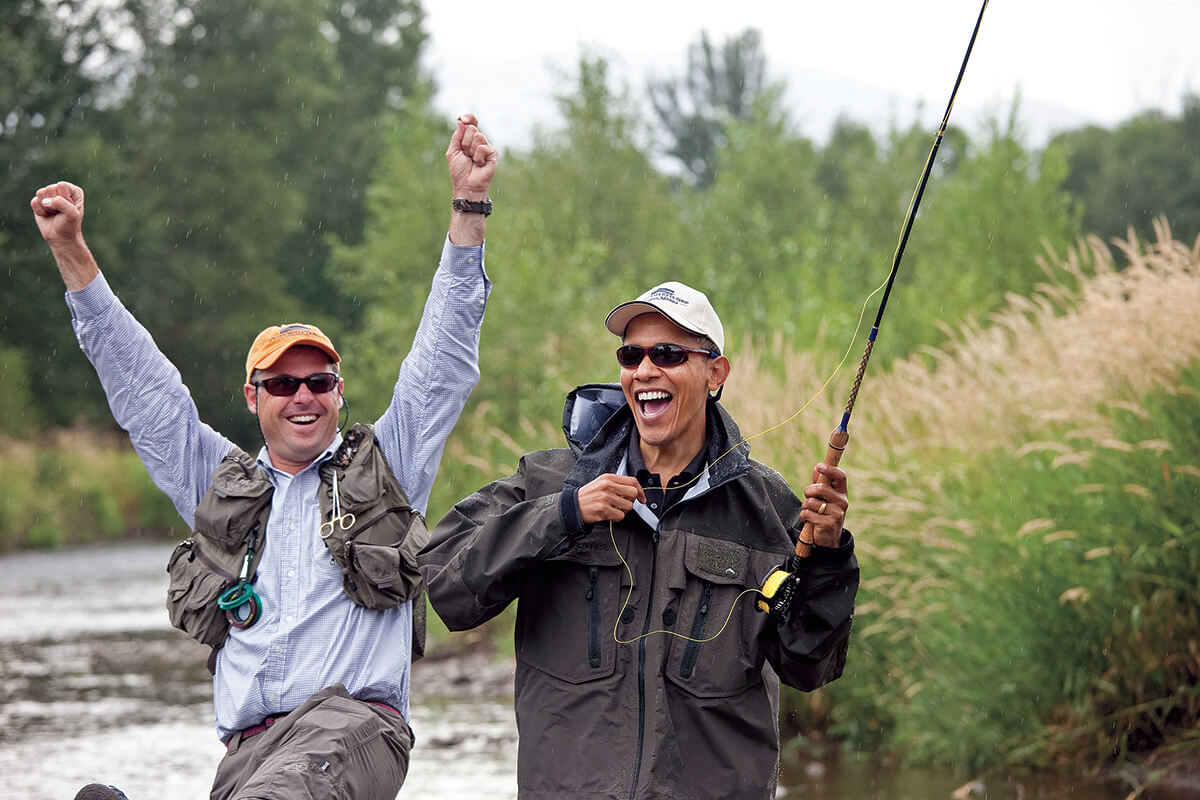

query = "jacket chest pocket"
[[663, 534, 773, 698], [517, 547, 624, 684]]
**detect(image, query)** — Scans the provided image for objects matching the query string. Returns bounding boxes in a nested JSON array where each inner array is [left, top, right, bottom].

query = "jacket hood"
[[562, 383, 628, 456], [560, 382, 752, 490]]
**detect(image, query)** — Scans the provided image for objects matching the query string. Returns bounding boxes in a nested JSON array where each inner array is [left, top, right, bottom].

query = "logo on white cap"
[[605, 281, 725, 353], [647, 286, 687, 306]]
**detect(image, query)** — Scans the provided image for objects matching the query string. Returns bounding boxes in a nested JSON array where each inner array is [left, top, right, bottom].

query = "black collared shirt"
[[627, 427, 708, 519]]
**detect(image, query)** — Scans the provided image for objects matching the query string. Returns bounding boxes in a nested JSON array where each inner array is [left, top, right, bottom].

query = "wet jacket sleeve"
[[767, 531, 859, 691], [419, 453, 575, 630]]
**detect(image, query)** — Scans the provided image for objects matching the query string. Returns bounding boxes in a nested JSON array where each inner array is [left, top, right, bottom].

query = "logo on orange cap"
[[245, 323, 340, 383]]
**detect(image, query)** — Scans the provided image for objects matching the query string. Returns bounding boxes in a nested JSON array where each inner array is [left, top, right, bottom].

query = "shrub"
[[726, 221, 1200, 769]]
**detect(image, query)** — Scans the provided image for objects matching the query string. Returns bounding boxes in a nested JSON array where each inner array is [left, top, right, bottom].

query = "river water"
[[0, 542, 1137, 799]]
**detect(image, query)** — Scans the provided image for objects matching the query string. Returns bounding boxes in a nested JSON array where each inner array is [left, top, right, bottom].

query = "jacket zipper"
[[628, 528, 659, 800], [346, 506, 410, 544], [587, 566, 601, 668], [680, 582, 714, 679]]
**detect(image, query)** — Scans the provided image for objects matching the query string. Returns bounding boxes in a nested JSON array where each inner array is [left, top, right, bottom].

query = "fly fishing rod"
[[759, 0, 990, 615]]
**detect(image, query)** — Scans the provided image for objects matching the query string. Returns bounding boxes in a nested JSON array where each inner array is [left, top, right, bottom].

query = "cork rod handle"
[[794, 427, 849, 558]]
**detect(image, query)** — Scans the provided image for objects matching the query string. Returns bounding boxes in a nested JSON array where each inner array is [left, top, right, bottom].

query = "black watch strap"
[[452, 197, 492, 216]]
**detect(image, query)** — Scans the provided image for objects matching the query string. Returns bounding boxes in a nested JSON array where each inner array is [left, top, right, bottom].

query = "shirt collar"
[[254, 432, 343, 479], [626, 422, 709, 485]]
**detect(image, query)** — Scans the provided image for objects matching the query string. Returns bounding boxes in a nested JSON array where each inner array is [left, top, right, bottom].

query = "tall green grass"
[[0, 429, 183, 551], [727, 220, 1200, 770]]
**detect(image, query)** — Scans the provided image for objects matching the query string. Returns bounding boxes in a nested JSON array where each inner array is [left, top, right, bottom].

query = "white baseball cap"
[[604, 281, 725, 353]]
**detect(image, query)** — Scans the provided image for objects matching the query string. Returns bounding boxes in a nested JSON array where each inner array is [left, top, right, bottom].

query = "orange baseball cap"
[[245, 323, 340, 383]]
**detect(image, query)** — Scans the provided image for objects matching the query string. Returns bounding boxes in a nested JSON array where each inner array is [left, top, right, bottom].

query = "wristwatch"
[[452, 197, 493, 216]]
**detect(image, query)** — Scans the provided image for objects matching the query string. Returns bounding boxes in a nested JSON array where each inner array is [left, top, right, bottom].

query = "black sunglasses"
[[616, 343, 720, 369], [252, 372, 340, 397]]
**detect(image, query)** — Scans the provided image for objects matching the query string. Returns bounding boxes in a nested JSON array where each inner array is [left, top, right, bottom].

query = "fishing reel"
[[756, 555, 803, 623]]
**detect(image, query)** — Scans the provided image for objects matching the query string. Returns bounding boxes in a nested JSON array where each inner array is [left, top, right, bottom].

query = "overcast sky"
[[420, 0, 1200, 151]]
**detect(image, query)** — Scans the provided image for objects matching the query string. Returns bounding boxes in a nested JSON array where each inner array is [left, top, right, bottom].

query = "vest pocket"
[[339, 510, 427, 609], [346, 540, 415, 608], [664, 533, 764, 698], [166, 539, 234, 649]]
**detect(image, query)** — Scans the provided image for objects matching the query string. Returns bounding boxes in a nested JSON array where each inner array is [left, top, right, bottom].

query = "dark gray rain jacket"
[[419, 385, 859, 799]]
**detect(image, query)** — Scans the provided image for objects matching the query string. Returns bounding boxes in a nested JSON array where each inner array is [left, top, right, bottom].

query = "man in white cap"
[[420, 280, 859, 799], [33, 115, 497, 800]]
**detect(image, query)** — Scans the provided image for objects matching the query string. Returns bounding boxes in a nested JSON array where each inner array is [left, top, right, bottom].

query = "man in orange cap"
[[33, 114, 497, 800]]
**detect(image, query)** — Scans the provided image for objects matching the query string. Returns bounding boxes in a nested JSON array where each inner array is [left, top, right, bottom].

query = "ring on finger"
[[818, 501, 827, 514]]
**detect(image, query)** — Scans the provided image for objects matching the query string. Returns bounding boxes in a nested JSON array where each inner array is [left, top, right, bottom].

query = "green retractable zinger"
[[217, 522, 262, 628]]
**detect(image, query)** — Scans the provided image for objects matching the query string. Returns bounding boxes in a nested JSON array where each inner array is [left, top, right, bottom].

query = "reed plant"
[[725, 220, 1200, 770]]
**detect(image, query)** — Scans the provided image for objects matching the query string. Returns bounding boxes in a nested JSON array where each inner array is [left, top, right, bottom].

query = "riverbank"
[[0, 430, 183, 552], [1117, 754, 1200, 800]]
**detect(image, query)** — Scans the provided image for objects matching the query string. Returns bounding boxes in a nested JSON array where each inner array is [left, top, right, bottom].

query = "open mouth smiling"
[[637, 390, 673, 419], [287, 414, 319, 425]]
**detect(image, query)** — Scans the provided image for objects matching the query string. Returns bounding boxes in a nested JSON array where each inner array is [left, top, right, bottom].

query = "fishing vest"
[[165, 423, 428, 666]]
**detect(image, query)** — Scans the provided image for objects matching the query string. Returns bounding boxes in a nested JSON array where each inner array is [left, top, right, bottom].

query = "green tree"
[[648, 29, 778, 187], [1050, 93, 1200, 243], [3, 0, 433, 444], [485, 56, 686, 428], [339, 55, 683, 431], [274, 0, 430, 320], [886, 107, 1079, 361], [681, 103, 823, 344], [1, 0, 129, 429], [326, 102, 452, 421], [681, 101, 1078, 369], [88, 0, 340, 444], [814, 118, 879, 206]]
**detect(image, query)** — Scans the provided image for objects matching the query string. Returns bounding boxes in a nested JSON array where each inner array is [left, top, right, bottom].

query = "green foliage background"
[[2, 0, 1199, 779]]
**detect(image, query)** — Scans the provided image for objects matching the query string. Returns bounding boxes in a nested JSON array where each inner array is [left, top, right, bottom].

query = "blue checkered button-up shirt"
[[66, 237, 490, 741]]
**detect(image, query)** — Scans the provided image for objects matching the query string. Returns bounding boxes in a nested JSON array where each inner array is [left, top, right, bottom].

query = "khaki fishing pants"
[[210, 683, 413, 800]]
